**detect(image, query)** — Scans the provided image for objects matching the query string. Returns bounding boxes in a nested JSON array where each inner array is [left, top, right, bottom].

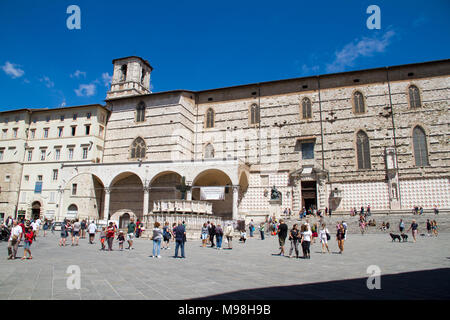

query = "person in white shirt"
[[300, 224, 312, 259], [224, 223, 234, 249], [35, 218, 41, 236], [8, 221, 23, 259], [87, 221, 97, 244], [319, 223, 330, 253]]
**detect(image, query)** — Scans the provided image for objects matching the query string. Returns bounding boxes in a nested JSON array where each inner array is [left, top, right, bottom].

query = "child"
[[239, 230, 247, 243], [100, 227, 106, 250], [21, 227, 34, 260], [117, 231, 125, 251]]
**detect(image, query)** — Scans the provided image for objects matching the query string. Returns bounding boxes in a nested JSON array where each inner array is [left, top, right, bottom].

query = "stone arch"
[[64, 172, 106, 220], [192, 169, 233, 218], [149, 171, 183, 209], [67, 204, 78, 220], [109, 171, 144, 221]]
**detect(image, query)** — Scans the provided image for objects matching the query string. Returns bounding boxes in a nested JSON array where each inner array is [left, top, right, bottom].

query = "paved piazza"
[[0, 229, 449, 300]]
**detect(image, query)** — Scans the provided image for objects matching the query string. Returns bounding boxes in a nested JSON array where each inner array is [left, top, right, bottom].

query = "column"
[[103, 187, 111, 221], [186, 190, 192, 201], [232, 186, 239, 220], [57, 187, 64, 221], [143, 187, 149, 216]]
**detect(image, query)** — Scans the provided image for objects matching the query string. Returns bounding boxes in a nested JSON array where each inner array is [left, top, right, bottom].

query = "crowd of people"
[[1, 205, 442, 261]]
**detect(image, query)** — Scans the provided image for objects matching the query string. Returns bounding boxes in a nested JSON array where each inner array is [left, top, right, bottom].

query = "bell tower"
[[106, 56, 153, 99]]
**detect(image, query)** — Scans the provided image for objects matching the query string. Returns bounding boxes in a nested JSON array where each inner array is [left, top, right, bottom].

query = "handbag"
[[326, 232, 331, 241]]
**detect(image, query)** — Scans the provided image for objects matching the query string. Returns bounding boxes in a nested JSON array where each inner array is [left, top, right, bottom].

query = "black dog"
[[390, 233, 401, 242], [401, 233, 408, 242]]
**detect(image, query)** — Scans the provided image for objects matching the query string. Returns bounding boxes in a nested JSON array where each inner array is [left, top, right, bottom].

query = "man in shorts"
[[87, 221, 97, 244], [8, 221, 23, 260], [72, 219, 81, 246], [127, 218, 136, 250]]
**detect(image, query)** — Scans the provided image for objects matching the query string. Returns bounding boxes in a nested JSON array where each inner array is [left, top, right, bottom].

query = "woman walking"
[[319, 223, 330, 253], [359, 219, 366, 235], [432, 220, 438, 237], [336, 224, 345, 254], [300, 224, 312, 259], [42, 219, 49, 237], [151, 222, 163, 258], [106, 222, 115, 251], [407, 219, 419, 243], [288, 224, 300, 258], [201, 223, 208, 248]]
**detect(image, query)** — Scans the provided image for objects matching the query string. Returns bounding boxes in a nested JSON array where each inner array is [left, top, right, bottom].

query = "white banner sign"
[[200, 187, 225, 200]]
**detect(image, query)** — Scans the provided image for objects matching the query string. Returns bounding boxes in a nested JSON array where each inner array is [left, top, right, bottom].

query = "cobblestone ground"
[[0, 230, 449, 300]]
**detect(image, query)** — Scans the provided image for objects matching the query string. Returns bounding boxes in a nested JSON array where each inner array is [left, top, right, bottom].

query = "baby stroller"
[[0, 225, 10, 241]]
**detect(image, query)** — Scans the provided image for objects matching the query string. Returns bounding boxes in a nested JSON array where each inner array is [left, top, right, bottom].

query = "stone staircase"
[[281, 210, 450, 234]]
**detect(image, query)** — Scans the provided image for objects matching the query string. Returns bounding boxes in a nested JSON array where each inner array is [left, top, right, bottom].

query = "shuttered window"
[[356, 130, 371, 169], [413, 126, 429, 166]]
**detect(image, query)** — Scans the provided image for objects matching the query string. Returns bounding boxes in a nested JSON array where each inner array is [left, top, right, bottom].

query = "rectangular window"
[[46, 116, 50, 122], [43, 128, 49, 138], [68, 148, 74, 160], [72, 184, 77, 195], [49, 192, 55, 203], [27, 150, 32, 161], [82, 147, 88, 159], [5, 175, 10, 182], [73, 114, 77, 120], [301, 142, 315, 160], [24, 175, 29, 181], [40, 150, 46, 161], [85, 125, 90, 135], [87, 112, 91, 119], [58, 127, 63, 137], [15, 117, 19, 122], [13, 128, 18, 138], [0, 150, 3, 161], [30, 129, 35, 139], [71, 126, 76, 136], [52, 169, 58, 181], [55, 149, 61, 161], [37, 175, 43, 181], [2, 129, 7, 139], [60, 115, 65, 121], [99, 126, 104, 137]]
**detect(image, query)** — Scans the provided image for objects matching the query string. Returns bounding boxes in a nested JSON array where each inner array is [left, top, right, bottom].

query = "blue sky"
[[0, 0, 449, 111]]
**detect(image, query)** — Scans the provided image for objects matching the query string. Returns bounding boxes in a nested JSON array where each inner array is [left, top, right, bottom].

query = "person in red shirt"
[[19, 220, 26, 241], [106, 222, 115, 251], [21, 226, 34, 260]]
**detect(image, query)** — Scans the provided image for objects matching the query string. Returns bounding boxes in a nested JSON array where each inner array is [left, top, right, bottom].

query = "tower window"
[[413, 126, 429, 166], [353, 91, 365, 114], [409, 85, 421, 108], [121, 64, 127, 82], [136, 102, 146, 122], [356, 130, 371, 169], [205, 108, 215, 128], [250, 104, 260, 125], [130, 137, 146, 159], [301, 97, 312, 119]]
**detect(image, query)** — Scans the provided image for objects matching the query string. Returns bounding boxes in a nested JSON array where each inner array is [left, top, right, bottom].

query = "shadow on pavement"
[[195, 268, 450, 300]]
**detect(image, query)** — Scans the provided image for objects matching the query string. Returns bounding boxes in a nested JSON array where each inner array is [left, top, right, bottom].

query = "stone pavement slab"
[[0, 231, 449, 299]]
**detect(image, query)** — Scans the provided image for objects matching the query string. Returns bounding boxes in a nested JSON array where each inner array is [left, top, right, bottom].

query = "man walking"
[[249, 219, 254, 238], [8, 221, 22, 260], [87, 220, 97, 244], [174, 221, 186, 258], [277, 219, 288, 256], [72, 219, 81, 246], [126, 218, 136, 250]]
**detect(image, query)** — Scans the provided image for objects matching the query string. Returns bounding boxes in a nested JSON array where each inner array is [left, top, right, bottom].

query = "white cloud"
[[326, 30, 396, 73], [1, 61, 24, 78], [102, 72, 112, 87], [75, 83, 96, 97], [70, 70, 86, 78], [60, 100, 66, 107], [39, 76, 54, 88]]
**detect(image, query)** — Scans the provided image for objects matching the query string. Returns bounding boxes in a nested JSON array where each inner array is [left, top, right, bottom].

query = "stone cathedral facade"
[[0, 56, 449, 224]]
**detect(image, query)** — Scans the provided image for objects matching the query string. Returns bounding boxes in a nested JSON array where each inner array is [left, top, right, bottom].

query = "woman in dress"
[[336, 224, 345, 254]]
